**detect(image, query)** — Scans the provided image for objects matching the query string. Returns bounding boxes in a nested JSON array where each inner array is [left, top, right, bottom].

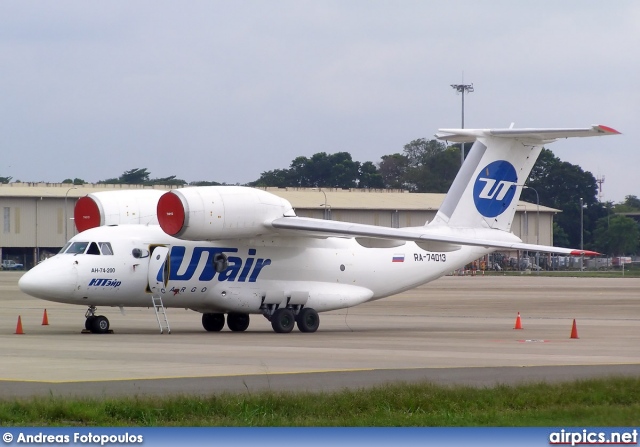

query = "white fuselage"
[[19, 224, 492, 314]]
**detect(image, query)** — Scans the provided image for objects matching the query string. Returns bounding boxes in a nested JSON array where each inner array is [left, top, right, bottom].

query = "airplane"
[[18, 125, 620, 334]]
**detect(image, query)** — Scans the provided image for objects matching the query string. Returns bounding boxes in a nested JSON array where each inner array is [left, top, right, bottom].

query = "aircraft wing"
[[269, 216, 598, 256]]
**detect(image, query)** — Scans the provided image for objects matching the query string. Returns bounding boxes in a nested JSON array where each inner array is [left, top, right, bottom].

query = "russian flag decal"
[[392, 254, 405, 263]]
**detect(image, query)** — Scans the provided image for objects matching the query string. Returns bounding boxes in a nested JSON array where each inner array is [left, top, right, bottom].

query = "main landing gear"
[[201, 312, 250, 332], [200, 307, 320, 334], [267, 306, 320, 334], [84, 306, 110, 334]]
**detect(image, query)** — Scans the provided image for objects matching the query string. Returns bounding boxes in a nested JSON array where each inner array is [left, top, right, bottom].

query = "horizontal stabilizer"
[[435, 125, 621, 143]]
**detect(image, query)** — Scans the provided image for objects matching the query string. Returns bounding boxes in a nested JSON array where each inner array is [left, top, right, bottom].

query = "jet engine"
[[157, 186, 295, 241], [74, 190, 166, 232]]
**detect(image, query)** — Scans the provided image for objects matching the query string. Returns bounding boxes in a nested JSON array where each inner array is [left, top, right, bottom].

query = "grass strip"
[[0, 377, 639, 426]]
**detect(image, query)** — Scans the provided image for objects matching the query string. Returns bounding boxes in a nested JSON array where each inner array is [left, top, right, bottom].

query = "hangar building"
[[0, 183, 558, 269]]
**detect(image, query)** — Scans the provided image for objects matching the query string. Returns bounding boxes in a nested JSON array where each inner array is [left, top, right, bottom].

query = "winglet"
[[594, 125, 621, 135]]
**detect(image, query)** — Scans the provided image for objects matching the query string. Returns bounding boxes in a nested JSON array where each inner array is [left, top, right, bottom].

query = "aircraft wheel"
[[271, 308, 295, 333], [85, 316, 96, 331], [227, 313, 250, 332], [296, 308, 320, 333], [202, 313, 225, 332], [91, 315, 110, 334]]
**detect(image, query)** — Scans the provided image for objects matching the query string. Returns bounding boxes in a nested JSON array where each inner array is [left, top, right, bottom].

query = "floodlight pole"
[[451, 82, 474, 166], [580, 197, 584, 251], [580, 197, 585, 271]]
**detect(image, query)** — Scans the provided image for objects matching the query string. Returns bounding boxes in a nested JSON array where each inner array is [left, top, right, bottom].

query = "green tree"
[[0, 176, 12, 184], [378, 139, 457, 192], [148, 175, 187, 186], [593, 215, 640, 255], [403, 138, 445, 166], [120, 168, 151, 184], [409, 145, 459, 193], [98, 168, 151, 184], [98, 169, 185, 186], [288, 156, 314, 186], [624, 195, 640, 210], [325, 152, 360, 188], [288, 152, 360, 188], [552, 222, 570, 247], [613, 195, 640, 212], [62, 178, 86, 185], [250, 152, 372, 189], [526, 149, 600, 248], [249, 169, 294, 188], [358, 161, 384, 188], [378, 153, 410, 189], [189, 180, 222, 186], [97, 176, 120, 184]]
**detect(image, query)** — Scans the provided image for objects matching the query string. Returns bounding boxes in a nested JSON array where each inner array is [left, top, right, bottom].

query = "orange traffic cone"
[[15, 316, 24, 334], [514, 312, 523, 330], [42, 309, 49, 326], [570, 319, 579, 339]]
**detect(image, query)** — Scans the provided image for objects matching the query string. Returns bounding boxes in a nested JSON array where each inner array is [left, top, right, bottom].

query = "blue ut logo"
[[473, 160, 518, 218]]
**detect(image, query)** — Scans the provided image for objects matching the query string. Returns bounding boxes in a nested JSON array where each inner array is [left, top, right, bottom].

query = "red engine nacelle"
[[157, 186, 295, 241], [74, 190, 166, 233]]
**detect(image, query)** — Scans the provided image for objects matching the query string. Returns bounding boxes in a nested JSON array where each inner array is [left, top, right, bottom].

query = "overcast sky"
[[1, 1, 638, 202]]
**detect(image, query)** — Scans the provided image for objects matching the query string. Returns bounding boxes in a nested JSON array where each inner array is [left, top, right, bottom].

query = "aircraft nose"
[[19, 258, 78, 301]]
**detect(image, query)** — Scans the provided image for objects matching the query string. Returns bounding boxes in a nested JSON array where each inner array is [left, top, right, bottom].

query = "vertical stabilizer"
[[430, 125, 620, 231]]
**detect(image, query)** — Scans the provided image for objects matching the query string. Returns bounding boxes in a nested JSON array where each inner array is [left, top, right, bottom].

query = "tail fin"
[[430, 125, 620, 231]]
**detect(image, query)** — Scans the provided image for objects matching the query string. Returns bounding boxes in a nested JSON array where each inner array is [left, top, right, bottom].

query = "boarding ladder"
[[151, 295, 171, 334]]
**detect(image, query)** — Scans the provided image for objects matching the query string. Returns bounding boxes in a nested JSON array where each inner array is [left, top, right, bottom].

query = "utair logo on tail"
[[473, 160, 518, 218]]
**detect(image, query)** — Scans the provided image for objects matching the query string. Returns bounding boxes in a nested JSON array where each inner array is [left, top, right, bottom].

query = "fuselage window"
[[99, 242, 114, 255], [86, 242, 101, 255]]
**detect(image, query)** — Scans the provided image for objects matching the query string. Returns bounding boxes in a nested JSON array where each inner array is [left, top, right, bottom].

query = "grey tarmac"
[[0, 272, 638, 398]]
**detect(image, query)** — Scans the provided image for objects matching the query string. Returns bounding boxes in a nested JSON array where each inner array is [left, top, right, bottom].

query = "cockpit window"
[[99, 242, 114, 255], [61, 241, 114, 255], [65, 242, 89, 254], [86, 242, 101, 255]]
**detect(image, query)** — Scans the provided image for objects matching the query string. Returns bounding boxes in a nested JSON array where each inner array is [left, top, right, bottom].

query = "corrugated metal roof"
[[0, 183, 177, 198], [0, 183, 559, 212], [261, 187, 443, 210]]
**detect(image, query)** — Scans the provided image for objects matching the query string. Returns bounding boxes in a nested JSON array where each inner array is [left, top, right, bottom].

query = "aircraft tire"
[[296, 308, 320, 333], [85, 316, 96, 331], [227, 313, 250, 332], [91, 315, 110, 334], [271, 308, 295, 333], [202, 313, 225, 332]]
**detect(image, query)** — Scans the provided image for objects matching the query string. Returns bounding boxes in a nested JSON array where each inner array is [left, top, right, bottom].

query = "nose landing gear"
[[84, 306, 111, 334]]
